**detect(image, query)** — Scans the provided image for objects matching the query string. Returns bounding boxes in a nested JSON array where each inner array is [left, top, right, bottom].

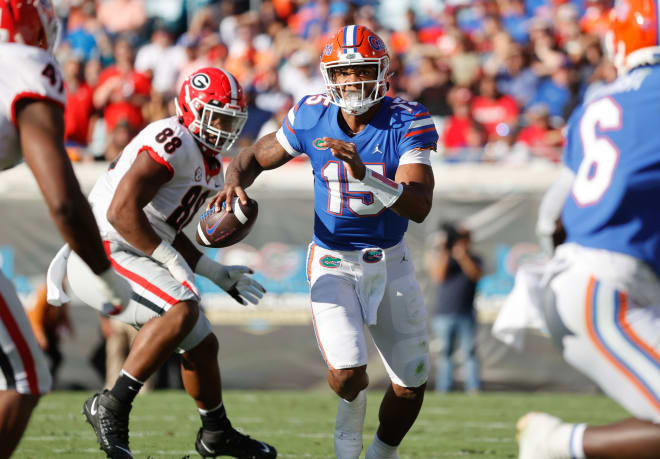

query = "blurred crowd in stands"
[[53, 0, 616, 164]]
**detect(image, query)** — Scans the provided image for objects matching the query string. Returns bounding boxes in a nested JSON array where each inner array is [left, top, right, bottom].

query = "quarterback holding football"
[[48, 68, 274, 458], [213, 25, 437, 459]]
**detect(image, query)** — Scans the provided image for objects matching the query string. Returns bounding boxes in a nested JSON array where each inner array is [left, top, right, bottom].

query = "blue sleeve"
[[397, 103, 439, 155], [275, 97, 306, 156]]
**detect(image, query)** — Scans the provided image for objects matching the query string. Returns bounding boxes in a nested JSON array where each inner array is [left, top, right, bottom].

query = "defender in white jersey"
[[51, 68, 276, 459], [515, 1, 660, 458], [0, 1, 132, 457]]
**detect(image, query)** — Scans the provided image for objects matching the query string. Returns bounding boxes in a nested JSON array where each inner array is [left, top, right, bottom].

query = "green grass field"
[[15, 390, 626, 458]]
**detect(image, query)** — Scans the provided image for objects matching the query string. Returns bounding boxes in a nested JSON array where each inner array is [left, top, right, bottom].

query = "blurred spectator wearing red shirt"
[[443, 87, 481, 153], [515, 103, 563, 162], [471, 74, 519, 140], [63, 53, 95, 148], [94, 37, 151, 135]]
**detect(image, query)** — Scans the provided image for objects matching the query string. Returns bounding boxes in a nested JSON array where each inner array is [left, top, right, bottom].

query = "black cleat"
[[195, 425, 277, 458], [82, 390, 133, 459]]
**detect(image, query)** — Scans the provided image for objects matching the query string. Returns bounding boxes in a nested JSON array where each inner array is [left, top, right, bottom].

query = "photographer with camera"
[[426, 223, 483, 393]]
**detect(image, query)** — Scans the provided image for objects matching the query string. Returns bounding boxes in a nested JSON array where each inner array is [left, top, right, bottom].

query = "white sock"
[[365, 433, 398, 459], [549, 422, 586, 459], [334, 390, 367, 459]]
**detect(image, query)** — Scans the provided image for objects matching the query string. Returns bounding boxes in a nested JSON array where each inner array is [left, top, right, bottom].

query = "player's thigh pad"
[[0, 272, 51, 394], [369, 251, 430, 388], [309, 259, 368, 369], [550, 249, 660, 423], [67, 247, 210, 352]]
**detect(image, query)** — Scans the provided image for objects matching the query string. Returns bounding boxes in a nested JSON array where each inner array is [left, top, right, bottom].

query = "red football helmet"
[[320, 25, 390, 115], [0, 0, 60, 52], [175, 67, 248, 155], [605, 0, 660, 72]]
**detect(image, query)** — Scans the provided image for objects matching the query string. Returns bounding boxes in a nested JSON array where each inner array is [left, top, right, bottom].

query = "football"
[[196, 197, 258, 248]]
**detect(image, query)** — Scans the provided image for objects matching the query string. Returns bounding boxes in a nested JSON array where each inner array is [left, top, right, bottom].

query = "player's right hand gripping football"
[[95, 268, 133, 316], [208, 175, 249, 213]]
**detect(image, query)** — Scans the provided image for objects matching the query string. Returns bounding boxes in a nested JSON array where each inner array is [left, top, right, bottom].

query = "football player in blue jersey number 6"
[[211, 25, 437, 458], [517, 1, 660, 458]]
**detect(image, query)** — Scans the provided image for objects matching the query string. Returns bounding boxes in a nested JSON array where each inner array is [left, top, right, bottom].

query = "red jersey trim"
[[11, 92, 65, 126], [404, 127, 436, 138], [285, 117, 296, 135], [139, 145, 174, 180]]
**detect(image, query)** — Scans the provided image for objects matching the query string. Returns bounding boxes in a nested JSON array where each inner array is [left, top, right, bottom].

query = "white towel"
[[356, 247, 387, 325], [46, 244, 72, 306], [492, 261, 550, 351]]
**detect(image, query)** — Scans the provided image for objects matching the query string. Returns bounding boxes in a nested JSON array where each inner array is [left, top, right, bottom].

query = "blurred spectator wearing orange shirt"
[[27, 285, 73, 386]]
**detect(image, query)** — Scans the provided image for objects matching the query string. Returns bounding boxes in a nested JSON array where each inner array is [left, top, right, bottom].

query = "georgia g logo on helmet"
[[191, 73, 211, 90]]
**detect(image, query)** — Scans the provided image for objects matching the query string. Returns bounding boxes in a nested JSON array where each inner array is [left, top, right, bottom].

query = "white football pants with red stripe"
[[547, 243, 660, 423], [0, 271, 51, 395], [66, 240, 211, 353]]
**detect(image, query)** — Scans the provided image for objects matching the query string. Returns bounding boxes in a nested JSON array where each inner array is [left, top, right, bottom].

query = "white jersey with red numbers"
[[88, 116, 224, 244], [0, 43, 66, 170]]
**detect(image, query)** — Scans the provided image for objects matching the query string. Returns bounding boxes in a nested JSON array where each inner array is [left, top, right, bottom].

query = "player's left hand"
[[210, 264, 266, 306], [320, 137, 366, 180]]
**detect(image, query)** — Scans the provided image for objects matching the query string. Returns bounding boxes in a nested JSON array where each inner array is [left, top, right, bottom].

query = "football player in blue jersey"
[[212, 25, 438, 459], [517, 1, 660, 458]]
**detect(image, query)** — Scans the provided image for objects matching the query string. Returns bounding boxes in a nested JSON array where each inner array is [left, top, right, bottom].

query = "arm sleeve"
[[398, 106, 439, 161], [537, 166, 575, 235], [275, 99, 305, 157]]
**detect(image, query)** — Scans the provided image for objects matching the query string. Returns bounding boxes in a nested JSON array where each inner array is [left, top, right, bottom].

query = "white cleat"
[[516, 412, 564, 459]]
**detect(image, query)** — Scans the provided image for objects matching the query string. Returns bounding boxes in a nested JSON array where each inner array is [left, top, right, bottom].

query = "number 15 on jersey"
[[321, 162, 386, 217]]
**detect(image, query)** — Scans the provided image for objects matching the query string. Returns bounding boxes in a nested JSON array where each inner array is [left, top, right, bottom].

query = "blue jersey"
[[276, 94, 438, 250], [562, 66, 660, 275]]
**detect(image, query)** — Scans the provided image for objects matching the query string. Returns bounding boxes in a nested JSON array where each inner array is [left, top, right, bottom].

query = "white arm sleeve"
[[537, 166, 575, 235]]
